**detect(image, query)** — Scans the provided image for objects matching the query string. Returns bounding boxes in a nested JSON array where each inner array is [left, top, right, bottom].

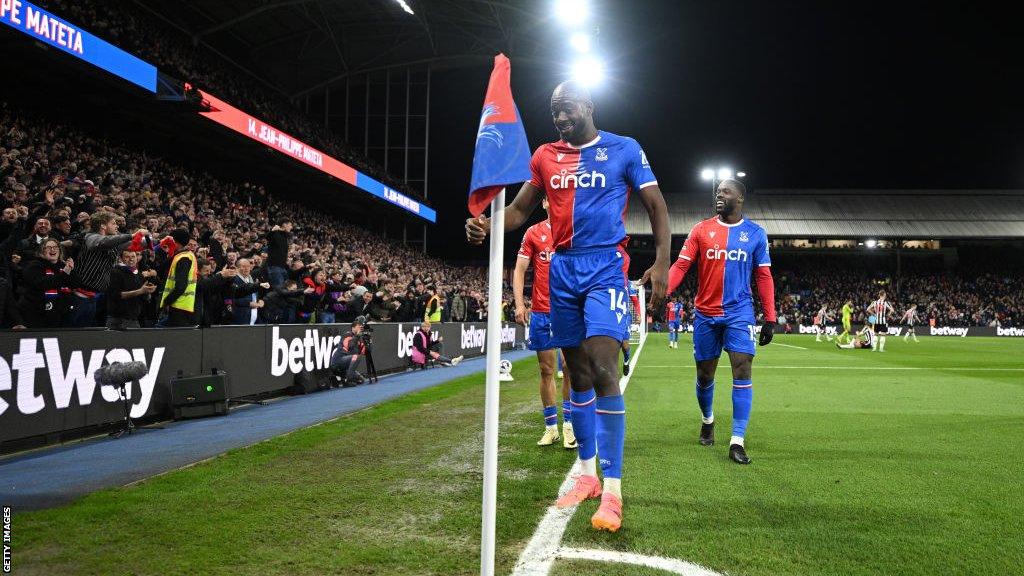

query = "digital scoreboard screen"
[[191, 86, 437, 223], [1, 0, 158, 92]]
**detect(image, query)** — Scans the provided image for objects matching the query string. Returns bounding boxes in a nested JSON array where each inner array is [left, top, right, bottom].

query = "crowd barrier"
[[0, 322, 524, 448]]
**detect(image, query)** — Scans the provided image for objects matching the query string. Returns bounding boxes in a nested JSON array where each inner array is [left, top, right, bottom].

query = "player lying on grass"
[[666, 178, 776, 465]]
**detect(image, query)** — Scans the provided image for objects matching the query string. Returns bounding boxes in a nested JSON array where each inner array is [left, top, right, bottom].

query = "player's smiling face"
[[715, 182, 743, 216], [550, 95, 593, 143]]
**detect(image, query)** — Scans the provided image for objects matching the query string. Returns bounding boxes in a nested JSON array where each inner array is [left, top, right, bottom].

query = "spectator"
[[195, 258, 237, 327], [106, 249, 158, 329], [18, 238, 73, 328], [229, 258, 268, 325], [68, 212, 147, 327], [266, 220, 292, 289], [263, 279, 311, 324]]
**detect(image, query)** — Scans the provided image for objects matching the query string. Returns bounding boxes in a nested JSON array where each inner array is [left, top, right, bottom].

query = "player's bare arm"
[[638, 183, 671, 312], [465, 181, 544, 244], [512, 254, 530, 324]]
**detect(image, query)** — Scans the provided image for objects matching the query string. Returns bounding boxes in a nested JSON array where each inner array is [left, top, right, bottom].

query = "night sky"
[[428, 1, 1022, 258]]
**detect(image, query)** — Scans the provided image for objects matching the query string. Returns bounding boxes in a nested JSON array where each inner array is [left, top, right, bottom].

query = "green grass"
[[11, 335, 1024, 575]]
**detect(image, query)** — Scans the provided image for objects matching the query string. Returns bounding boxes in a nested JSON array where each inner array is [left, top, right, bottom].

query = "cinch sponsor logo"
[[705, 248, 748, 261], [397, 325, 439, 359], [549, 170, 606, 190], [930, 326, 968, 337], [996, 327, 1024, 337], [461, 324, 517, 352], [0, 339, 164, 418], [270, 327, 341, 376]]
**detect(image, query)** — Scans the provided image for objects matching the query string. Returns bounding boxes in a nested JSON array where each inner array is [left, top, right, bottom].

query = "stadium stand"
[[34, 0, 420, 199], [628, 189, 1024, 237], [0, 102, 503, 329]]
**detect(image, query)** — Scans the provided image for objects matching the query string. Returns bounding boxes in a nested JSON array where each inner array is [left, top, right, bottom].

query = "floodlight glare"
[[717, 167, 734, 180], [736, 171, 746, 178], [571, 57, 605, 87], [394, 0, 415, 15], [570, 32, 592, 53], [865, 239, 878, 248], [554, 0, 588, 23], [700, 168, 715, 181]]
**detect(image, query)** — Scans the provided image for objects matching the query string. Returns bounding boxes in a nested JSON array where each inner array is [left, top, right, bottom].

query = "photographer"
[[106, 249, 158, 329], [329, 315, 369, 386]]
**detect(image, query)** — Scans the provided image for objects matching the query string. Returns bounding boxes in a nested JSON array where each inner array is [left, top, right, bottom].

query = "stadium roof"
[[134, 0, 561, 98], [626, 189, 1024, 238]]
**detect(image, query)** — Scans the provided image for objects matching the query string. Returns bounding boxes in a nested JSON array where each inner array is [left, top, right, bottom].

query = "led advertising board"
[[191, 86, 436, 223], [1, 0, 157, 92]]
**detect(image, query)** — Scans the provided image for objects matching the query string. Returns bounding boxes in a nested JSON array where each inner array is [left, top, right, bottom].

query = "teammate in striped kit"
[[901, 304, 921, 343], [666, 297, 684, 348], [666, 179, 776, 465], [867, 291, 895, 351], [514, 197, 576, 450], [466, 81, 671, 532]]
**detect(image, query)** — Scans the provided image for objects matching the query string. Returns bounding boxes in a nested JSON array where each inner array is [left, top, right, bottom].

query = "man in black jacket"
[[195, 258, 237, 327], [106, 249, 158, 329], [329, 316, 369, 386], [266, 220, 292, 289]]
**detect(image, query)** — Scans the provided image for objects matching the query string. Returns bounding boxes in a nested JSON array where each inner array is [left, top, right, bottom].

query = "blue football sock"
[[696, 379, 715, 420], [732, 380, 753, 439], [570, 388, 597, 462], [542, 405, 557, 428], [622, 348, 631, 364], [562, 400, 572, 425], [595, 395, 626, 479]]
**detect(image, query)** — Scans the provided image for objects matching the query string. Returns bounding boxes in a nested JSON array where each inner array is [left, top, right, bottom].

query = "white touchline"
[[773, 342, 809, 350], [641, 365, 1024, 371], [558, 547, 723, 576], [512, 334, 723, 576]]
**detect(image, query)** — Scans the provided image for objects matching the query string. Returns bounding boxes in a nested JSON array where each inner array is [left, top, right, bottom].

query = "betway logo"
[[0, 339, 164, 418], [997, 327, 1024, 337], [930, 326, 968, 337], [461, 324, 517, 352], [705, 248, 748, 261], [270, 327, 341, 376], [397, 324, 439, 359], [798, 325, 838, 335], [549, 170, 606, 190]]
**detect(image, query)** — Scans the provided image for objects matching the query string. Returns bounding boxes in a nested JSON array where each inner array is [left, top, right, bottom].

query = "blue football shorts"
[[549, 246, 630, 349], [692, 310, 757, 361], [527, 311, 556, 351]]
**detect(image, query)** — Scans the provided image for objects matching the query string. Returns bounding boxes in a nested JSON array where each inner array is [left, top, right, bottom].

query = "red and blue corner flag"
[[468, 54, 532, 217]]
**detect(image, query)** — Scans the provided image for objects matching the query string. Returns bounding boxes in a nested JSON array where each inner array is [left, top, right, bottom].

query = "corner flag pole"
[[480, 188, 505, 576]]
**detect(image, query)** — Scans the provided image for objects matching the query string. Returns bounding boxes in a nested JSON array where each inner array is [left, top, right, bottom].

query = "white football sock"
[[580, 456, 597, 477], [702, 415, 714, 425], [730, 435, 745, 447], [603, 478, 621, 499]]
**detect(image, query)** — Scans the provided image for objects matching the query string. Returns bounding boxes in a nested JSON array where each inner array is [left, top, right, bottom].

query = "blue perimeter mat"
[[1, 349, 534, 510]]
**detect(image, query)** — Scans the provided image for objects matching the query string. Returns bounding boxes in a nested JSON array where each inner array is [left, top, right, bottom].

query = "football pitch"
[[10, 334, 1023, 575]]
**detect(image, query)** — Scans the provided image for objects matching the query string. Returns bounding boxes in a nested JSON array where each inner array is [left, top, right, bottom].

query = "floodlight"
[[717, 167, 733, 180], [394, 0, 414, 15], [736, 171, 746, 178], [701, 168, 715, 181], [554, 0, 587, 23], [865, 239, 878, 248], [571, 57, 605, 87]]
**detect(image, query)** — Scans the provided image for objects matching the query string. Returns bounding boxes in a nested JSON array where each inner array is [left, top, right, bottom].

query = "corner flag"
[[470, 54, 530, 576], [467, 53, 532, 217]]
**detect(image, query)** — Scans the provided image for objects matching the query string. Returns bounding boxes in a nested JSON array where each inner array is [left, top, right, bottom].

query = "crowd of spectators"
[[36, 0, 419, 199], [665, 258, 1023, 329], [1, 103, 507, 330]]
